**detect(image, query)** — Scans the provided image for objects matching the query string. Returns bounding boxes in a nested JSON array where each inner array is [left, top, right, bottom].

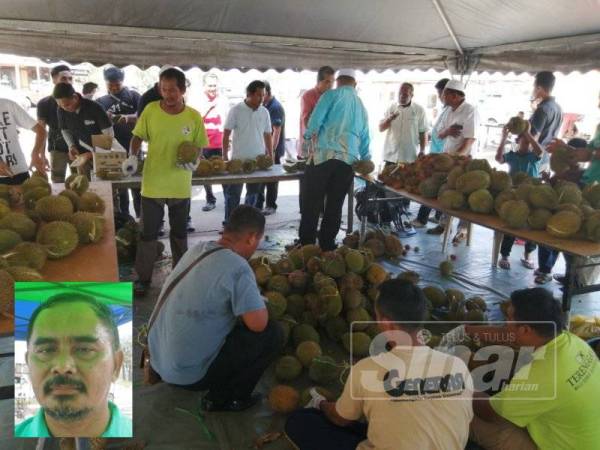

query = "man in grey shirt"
[[148, 206, 283, 412]]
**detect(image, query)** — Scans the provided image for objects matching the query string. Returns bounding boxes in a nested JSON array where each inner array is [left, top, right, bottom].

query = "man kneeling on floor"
[[466, 288, 600, 450], [285, 279, 473, 450], [147, 205, 284, 412]]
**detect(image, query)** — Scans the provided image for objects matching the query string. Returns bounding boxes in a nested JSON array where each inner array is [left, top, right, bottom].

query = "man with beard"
[[15, 293, 131, 437]]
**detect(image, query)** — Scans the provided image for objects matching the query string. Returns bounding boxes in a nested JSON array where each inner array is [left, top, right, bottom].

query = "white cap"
[[444, 79, 465, 93], [159, 65, 185, 75], [336, 68, 357, 80]]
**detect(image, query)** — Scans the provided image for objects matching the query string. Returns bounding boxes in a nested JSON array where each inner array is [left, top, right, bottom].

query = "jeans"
[[500, 236, 536, 258], [202, 148, 221, 204], [416, 206, 442, 224], [257, 153, 282, 210], [222, 183, 262, 223], [299, 159, 354, 251], [118, 188, 142, 218], [135, 196, 190, 283], [285, 408, 368, 450], [176, 321, 284, 401], [537, 246, 560, 274]]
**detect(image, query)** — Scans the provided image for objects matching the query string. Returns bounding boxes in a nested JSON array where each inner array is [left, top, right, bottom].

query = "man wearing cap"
[[37, 65, 73, 183], [299, 69, 370, 251], [54, 83, 114, 180], [427, 79, 479, 241], [97, 66, 142, 218]]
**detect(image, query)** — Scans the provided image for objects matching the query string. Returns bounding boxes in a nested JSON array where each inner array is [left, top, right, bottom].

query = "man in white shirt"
[[285, 279, 473, 450], [222, 80, 273, 224], [378, 82, 427, 223], [0, 98, 48, 184], [427, 80, 479, 241], [380, 82, 427, 164]]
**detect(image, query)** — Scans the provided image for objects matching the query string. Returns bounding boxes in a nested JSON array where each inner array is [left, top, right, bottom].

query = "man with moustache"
[[131, 67, 208, 297], [15, 293, 131, 437]]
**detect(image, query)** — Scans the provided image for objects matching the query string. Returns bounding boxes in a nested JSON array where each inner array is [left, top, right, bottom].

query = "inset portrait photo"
[[14, 282, 132, 438]]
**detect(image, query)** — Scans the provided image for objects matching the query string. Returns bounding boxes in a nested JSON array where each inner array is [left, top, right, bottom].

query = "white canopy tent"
[[0, 0, 599, 73]]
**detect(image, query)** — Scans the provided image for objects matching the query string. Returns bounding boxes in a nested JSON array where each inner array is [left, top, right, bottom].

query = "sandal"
[[452, 230, 467, 246], [498, 259, 510, 270], [521, 258, 535, 270], [534, 273, 552, 284]]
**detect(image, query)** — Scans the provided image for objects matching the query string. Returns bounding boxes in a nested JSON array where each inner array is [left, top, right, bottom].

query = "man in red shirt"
[[298, 66, 335, 158], [297, 66, 335, 212], [199, 72, 227, 211]]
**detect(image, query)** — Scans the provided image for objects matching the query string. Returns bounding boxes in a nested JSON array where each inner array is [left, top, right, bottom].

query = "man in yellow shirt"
[[470, 288, 600, 450], [130, 68, 208, 296]]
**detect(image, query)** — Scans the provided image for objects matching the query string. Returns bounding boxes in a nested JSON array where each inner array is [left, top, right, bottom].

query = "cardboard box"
[[91, 135, 127, 175]]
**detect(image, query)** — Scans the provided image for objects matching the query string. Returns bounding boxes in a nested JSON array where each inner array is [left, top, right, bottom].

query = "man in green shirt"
[[130, 68, 209, 296], [468, 288, 600, 450], [15, 293, 132, 437]]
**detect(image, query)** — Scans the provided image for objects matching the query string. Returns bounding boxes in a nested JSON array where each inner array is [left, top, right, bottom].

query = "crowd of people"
[[2, 61, 599, 448]]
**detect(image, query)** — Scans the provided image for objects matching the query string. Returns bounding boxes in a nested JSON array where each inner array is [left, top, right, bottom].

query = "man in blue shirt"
[[15, 294, 132, 437], [257, 81, 285, 215], [148, 206, 283, 411], [96, 66, 141, 218], [299, 69, 371, 251]]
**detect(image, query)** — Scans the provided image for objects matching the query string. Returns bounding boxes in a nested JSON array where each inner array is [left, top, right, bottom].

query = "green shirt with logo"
[[490, 332, 600, 450], [15, 401, 132, 437], [133, 101, 208, 199]]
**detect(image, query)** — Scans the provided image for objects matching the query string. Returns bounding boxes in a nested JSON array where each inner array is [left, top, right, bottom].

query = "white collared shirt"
[[439, 100, 479, 154], [382, 102, 428, 163]]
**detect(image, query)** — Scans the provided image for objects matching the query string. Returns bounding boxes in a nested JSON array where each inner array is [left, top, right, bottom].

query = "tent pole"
[[430, 0, 463, 55]]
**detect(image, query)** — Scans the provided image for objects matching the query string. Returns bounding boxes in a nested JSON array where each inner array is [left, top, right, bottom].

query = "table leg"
[[347, 177, 354, 233], [441, 216, 454, 253], [562, 259, 575, 313], [492, 231, 503, 267]]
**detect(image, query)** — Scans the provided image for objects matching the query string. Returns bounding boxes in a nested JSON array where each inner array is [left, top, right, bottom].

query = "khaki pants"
[[470, 416, 538, 450], [49, 150, 70, 183]]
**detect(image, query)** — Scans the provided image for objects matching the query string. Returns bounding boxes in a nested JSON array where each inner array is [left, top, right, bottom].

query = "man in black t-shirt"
[[97, 66, 141, 217], [37, 64, 73, 182], [53, 83, 113, 179]]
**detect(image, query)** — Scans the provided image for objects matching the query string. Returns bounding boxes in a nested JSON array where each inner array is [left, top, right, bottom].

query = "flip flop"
[[498, 259, 511, 270], [521, 258, 535, 270]]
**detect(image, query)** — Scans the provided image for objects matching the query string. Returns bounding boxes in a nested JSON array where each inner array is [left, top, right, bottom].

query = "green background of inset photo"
[[15, 282, 132, 306]]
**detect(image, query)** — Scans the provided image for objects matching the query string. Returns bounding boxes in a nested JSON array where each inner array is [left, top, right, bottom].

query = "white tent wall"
[[0, 0, 599, 73]]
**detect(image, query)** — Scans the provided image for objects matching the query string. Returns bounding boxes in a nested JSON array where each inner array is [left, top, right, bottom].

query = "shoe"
[[200, 392, 261, 412], [285, 239, 301, 251], [187, 219, 195, 233], [534, 273, 552, 284], [429, 216, 440, 224], [520, 258, 535, 270], [553, 273, 566, 284], [426, 225, 445, 235], [202, 202, 216, 212], [133, 280, 150, 297], [262, 207, 276, 216], [411, 219, 426, 228]]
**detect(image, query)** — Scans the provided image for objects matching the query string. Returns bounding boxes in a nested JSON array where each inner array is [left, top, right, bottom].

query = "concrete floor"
[[1, 178, 598, 450]]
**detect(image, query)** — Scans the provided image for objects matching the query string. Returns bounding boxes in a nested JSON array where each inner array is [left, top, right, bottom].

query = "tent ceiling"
[[0, 0, 599, 73]]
